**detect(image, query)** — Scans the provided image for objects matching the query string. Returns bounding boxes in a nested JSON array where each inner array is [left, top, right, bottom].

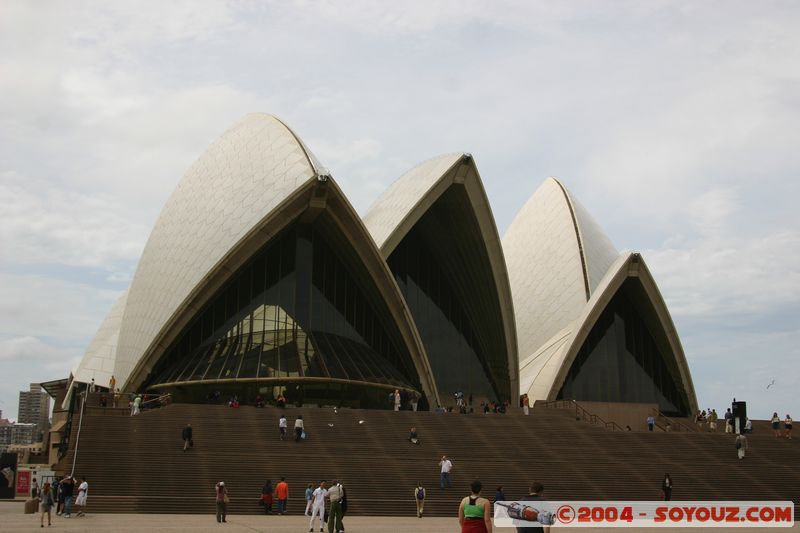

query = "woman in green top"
[[458, 480, 492, 533]]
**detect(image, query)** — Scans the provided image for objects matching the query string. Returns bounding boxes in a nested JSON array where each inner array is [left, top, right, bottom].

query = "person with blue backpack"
[[414, 482, 426, 518]]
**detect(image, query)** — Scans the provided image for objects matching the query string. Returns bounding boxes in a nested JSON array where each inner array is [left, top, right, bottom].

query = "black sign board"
[[0, 453, 17, 499]]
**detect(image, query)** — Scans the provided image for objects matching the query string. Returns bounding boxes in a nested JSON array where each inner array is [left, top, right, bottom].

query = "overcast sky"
[[1, 1, 798, 421]]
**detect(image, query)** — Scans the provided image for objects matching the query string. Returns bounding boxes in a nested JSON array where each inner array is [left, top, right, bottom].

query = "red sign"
[[16, 471, 30, 496]]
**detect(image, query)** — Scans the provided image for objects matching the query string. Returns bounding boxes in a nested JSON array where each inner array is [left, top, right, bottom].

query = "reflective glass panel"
[[557, 279, 690, 416]]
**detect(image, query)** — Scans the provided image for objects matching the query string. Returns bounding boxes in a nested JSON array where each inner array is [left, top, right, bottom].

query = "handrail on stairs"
[[70, 384, 88, 477], [539, 399, 625, 431], [651, 407, 695, 432], [85, 392, 173, 414]]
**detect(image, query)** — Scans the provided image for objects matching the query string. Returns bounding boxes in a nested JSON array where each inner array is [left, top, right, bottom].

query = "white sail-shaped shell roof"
[[364, 153, 519, 398], [363, 153, 464, 253], [114, 114, 320, 388], [503, 177, 618, 361], [71, 289, 128, 388], [506, 178, 697, 412]]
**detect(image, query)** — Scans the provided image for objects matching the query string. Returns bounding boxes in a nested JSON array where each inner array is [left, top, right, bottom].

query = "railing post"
[[70, 383, 88, 477]]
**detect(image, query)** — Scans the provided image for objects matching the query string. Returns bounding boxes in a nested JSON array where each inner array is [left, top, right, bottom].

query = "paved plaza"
[[1, 502, 797, 532], [1, 502, 458, 532]]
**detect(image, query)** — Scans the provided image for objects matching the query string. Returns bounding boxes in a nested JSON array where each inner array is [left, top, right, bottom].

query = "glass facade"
[[146, 218, 420, 407], [557, 279, 690, 416], [388, 186, 510, 404]]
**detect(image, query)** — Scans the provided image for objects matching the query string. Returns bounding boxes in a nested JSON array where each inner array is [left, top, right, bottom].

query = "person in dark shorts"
[[771, 412, 781, 437]]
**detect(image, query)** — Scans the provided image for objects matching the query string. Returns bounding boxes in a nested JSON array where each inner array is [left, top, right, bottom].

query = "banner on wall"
[[15, 470, 29, 497]]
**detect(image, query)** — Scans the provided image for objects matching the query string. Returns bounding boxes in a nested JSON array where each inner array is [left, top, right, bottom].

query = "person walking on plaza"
[[109, 375, 116, 394], [458, 480, 492, 533], [304, 484, 314, 516], [215, 482, 228, 523], [394, 389, 401, 411], [522, 394, 530, 416], [294, 415, 305, 442], [646, 415, 655, 432], [784, 414, 793, 439], [60, 476, 74, 518], [39, 482, 55, 528], [414, 482, 426, 518], [31, 477, 39, 499], [440, 455, 453, 489], [708, 409, 718, 431], [275, 477, 289, 515], [261, 479, 273, 514], [517, 482, 552, 533], [279, 414, 288, 440], [327, 480, 345, 533], [74, 477, 88, 517], [735, 433, 748, 460], [661, 474, 673, 501], [182, 423, 193, 451], [309, 481, 327, 532], [771, 412, 781, 437]]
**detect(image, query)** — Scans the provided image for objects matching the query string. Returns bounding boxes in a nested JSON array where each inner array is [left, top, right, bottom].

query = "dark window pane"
[[557, 279, 690, 416]]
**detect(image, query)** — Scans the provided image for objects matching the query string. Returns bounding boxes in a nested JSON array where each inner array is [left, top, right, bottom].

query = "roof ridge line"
[[550, 177, 591, 301]]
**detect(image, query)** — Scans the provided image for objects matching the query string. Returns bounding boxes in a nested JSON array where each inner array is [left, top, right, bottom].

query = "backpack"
[[416, 488, 425, 500]]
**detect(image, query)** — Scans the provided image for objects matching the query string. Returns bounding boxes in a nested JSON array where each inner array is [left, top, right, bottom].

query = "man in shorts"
[[74, 477, 88, 517]]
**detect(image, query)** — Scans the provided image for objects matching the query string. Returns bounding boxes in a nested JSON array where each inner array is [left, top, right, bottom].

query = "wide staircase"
[[60, 401, 800, 517]]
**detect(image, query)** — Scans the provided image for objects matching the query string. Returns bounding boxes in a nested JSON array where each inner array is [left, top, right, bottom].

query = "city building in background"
[[0, 423, 36, 454], [17, 384, 50, 442]]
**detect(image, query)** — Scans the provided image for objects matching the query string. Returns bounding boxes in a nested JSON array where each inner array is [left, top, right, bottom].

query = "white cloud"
[[645, 230, 800, 319], [0, 336, 75, 362], [687, 327, 799, 419], [0, 0, 798, 419], [0, 272, 120, 343], [0, 171, 148, 270]]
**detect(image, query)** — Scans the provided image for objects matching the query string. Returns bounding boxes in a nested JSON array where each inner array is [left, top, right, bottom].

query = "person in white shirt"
[[279, 415, 287, 440], [74, 477, 89, 517], [439, 455, 453, 489], [394, 389, 401, 411], [294, 415, 305, 442], [308, 481, 327, 532]]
